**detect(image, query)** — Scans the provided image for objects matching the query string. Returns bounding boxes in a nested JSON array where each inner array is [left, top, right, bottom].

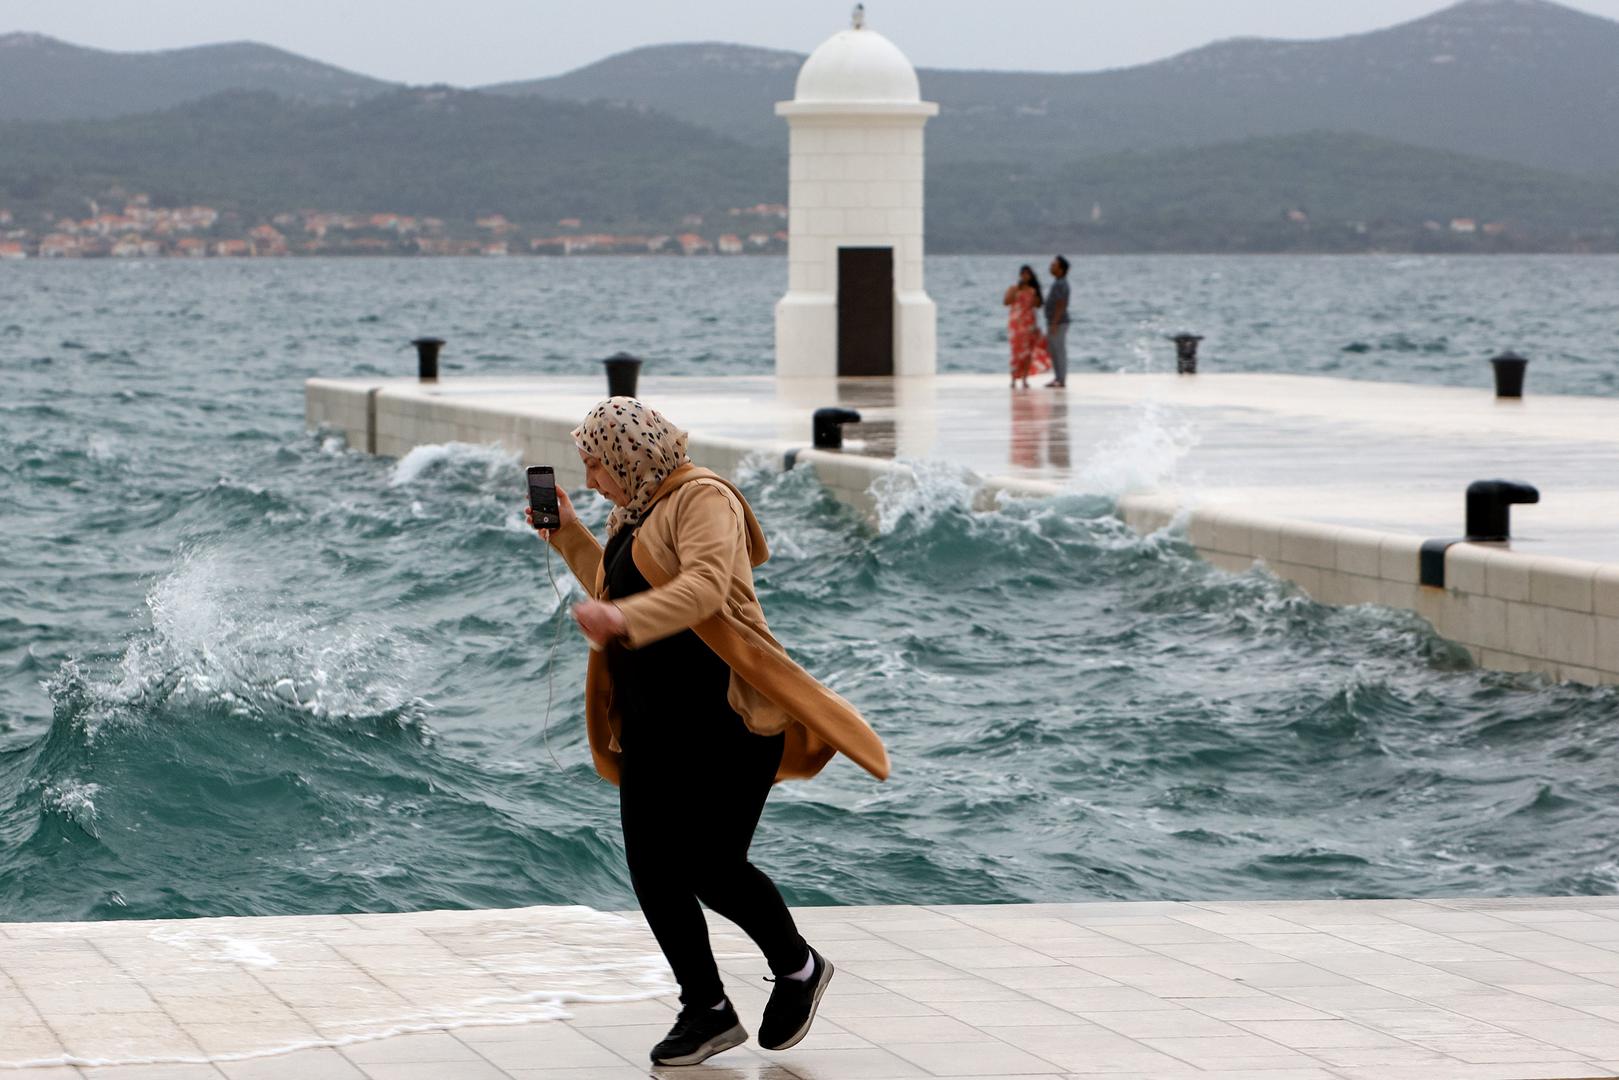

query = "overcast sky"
[[8, 0, 1619, 85]]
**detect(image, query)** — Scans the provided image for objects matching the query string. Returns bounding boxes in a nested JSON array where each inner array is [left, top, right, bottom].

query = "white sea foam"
[[41, 780, 101, 834], [1071, 401, 1198, 497], [48, 547, 428, 735], [0, 907, 674, 1071], [390, 441, 518, 487], [86, 434, 120, 462], [870, 459, 977, 535]]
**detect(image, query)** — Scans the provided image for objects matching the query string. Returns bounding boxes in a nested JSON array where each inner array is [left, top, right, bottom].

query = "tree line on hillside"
[[2, 89, 1617, 256]]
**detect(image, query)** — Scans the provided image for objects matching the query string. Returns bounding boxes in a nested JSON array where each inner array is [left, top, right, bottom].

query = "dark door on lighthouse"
[[837, 247, 894, 376]]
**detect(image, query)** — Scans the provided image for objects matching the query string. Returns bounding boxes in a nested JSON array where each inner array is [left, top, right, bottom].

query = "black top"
[[603, 527, 738, 750]]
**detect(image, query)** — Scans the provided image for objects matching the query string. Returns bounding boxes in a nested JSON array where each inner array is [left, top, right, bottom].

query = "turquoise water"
[[4, 255, 1619, 923]]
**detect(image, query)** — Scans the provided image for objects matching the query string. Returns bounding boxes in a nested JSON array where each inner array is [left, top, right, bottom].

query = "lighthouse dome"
[[792, 22, 921, 104]]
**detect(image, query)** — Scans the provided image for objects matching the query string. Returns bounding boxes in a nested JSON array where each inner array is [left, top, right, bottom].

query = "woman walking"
[[529, 398, 889, 1067], [1004, 264, 1052, 389]]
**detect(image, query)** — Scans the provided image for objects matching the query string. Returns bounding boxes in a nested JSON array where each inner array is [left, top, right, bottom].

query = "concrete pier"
[[307, 371, 1619, 686], [12, 898, 1619, 1078]]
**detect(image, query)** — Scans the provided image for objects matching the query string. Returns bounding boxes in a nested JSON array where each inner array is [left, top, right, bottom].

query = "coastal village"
[[0, 195, 791, 259]]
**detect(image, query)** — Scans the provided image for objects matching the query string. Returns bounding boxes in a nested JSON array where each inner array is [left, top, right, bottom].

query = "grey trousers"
[[1047, 322, 1069, 384]]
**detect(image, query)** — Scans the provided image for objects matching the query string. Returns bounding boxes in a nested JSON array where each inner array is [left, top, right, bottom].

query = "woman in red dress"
[[1003, 265, 1052, 389]]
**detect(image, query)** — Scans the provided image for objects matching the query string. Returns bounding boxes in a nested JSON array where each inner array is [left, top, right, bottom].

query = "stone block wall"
[[308, 379, 1615, 686]]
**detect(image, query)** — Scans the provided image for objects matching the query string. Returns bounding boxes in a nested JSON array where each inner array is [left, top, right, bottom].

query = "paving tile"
[[548, 1000, 678, 1028], [835, 1014, 997, 1043], [503, 1068, 664, 1080], [1233, 1019, 1414, 1048], [1138, 1034, 1327, 1069], [468, 1027, 627, 1071], [56, 1036, 205, 1061], [1181, 996, 1337, 1022], [870, 978, 1026, 1003], [842, 957, 972, 981], [816, 991, 943, 1019], [975, 966, 1118, 991], [26, 901, 1619, 1080], [1493, 1017, 1619, 1057], [353, 1062, 511, 1080], [887, 1039, 1065, 1076], [1092, 923, 1230, 946], [1028, 986, 1183, 1014], [1507, 983, 1619, 1007], [1429, 992, 1596, 1023], [1335, 1006, 1511, 1036], [1416, 1031, 1605, 1064], [767, 1045, 928, 1077], [1215, 962, 1359, 988], [502, 1068, 657, 1080], [876, 929, 1013, 951], [173, 1022, 320, 1056], [340, 1032, 486, 1064], [927, 999, 1086, 1028], [981, 1023, 1195, 1074], [1326, 1062, 1610, 1079], [922, 946, 1065, 970], [1142, 942, 1311, 968], [1082, 1008, 1249, 1039], [1436, 960, 1601, 986], [217, 1048, 368, 1079], [78, 1067, 226, 1080]]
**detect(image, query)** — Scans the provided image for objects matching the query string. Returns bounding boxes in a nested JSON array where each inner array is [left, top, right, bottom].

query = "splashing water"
[[5, 256, 1619, 926]]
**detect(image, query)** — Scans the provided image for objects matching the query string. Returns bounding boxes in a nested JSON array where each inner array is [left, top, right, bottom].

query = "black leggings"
[[619, 717, 807, 1007]]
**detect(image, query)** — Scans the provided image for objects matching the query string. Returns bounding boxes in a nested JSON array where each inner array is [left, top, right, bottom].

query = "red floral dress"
[[1008, 287, 1052, 380]]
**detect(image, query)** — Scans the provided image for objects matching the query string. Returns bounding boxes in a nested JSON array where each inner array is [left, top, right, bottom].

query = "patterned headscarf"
[[572, 397, 691, 535]]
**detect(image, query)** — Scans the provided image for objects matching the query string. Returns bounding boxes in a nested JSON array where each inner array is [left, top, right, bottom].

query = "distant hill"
[[0, 87, 781, 227], [485, 42, 799, 149], [0, 33, 393, 121], [492, 0, 1619, 174], [3, 2, 1619, 253], [929, 132, 1619, 252], [3, 87, 1615, 253]]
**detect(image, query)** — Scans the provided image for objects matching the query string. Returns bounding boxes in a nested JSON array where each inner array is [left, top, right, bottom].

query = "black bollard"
[[412, 337, 445, 381], [1466, 479, 1539, 542], [1419, 478, 1541, 586], [1490, 351, 1529, 399], [812, 407, 862, 449], [1170, 334, 1204, 374], [602, 352, 643, 398]]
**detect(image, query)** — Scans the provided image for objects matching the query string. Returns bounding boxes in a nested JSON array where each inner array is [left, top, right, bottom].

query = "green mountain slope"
[[0, 88, 782, 227], [0, 32, 393, 121], [492, 0, 1619, 174], [929, 132, 1619, 252], [3, 87, 1614, 252]]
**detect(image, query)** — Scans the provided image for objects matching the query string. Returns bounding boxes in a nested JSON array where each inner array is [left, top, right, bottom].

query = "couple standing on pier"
[[1005, 254, 1071, 389]]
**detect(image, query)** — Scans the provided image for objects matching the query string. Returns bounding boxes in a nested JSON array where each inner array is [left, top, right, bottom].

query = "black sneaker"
[[649, 1000, 748, 1067], [758, 947, 834, 1051]]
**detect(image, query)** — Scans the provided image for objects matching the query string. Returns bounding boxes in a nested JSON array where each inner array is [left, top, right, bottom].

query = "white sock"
[[710, 997, 728, 1011], [786, 950, 816, 982]]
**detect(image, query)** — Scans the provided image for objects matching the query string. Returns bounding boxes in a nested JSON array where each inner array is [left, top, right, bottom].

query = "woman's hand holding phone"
[[527, 486, 579, 542]]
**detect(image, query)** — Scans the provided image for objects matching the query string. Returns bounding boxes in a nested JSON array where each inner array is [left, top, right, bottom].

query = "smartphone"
[[527, 465, 561, 530]]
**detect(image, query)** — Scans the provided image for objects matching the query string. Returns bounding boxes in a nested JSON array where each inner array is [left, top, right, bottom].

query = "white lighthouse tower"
[[774, 6, 939, 379]]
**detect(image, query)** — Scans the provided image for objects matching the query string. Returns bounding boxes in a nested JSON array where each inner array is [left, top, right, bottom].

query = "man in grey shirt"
[[1044, 255, 1071, 388]]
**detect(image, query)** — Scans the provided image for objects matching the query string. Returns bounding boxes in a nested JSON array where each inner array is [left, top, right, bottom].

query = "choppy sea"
[[5, 254, 1619, 925]]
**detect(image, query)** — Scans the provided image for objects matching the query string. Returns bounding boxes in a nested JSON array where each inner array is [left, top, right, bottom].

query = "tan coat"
[[548, 463, 890, 786]]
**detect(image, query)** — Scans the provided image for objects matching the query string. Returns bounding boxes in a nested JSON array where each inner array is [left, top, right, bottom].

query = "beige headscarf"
[[571, 397, 691, 535]]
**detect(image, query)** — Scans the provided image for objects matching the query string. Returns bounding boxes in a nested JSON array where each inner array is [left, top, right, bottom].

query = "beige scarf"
[[571, 397, 691, 535]]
